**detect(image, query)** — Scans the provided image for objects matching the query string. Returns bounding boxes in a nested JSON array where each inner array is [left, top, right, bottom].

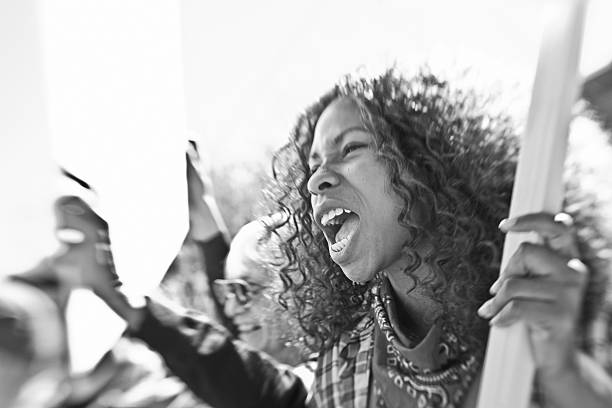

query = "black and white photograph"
[[2, 0, 612, 407]]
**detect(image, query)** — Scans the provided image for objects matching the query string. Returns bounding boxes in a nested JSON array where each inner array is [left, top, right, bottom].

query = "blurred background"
[[2, 0, 612, 391]]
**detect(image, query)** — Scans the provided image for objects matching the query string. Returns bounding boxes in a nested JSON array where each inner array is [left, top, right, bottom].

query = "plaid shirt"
[[310, 307, 612, 408], [312, 315, 376, 408]]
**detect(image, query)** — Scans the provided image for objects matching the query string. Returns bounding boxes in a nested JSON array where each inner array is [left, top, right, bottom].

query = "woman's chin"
[[341, 265, 375, 284]]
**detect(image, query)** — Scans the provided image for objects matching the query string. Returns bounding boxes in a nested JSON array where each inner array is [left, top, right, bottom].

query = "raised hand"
[[185, 143, 229, 242], [54, 195, 145, 326], [477, 212, 588, 376], [54, 195, 120, 295]]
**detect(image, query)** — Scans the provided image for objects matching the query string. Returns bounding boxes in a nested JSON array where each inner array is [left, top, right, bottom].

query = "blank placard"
[[40, 0, 189, 374]]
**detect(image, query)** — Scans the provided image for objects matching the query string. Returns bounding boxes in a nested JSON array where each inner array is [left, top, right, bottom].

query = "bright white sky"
[[2, 0, 611, 373], [184, 0, 612, 166]]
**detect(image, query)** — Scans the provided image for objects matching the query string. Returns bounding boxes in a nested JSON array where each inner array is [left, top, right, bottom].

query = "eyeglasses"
[[212, 279, 267, 306]]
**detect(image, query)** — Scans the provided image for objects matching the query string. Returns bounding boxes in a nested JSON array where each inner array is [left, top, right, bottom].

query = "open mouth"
[[319, 207, 360, 253]]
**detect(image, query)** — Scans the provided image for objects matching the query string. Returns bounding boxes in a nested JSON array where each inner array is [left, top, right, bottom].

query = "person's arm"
[[132, 297, 307, 408], [57, 196, 307, 408], [195, 232, 230, 282], [186, 143, 230, 245], [184, 144, 234, 330], [84, 284, 308, 408]]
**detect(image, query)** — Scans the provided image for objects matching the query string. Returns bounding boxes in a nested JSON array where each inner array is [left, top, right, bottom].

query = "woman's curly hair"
[[264, 68, 611, 355]]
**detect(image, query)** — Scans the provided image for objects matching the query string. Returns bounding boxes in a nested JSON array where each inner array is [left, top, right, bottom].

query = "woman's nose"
[[307, 166, 340, 195]]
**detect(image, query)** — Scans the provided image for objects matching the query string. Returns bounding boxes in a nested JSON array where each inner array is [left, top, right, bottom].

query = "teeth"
[[330, 237, 349, 252], [321, 212, 329, 226], [320, 208, 352, 226]]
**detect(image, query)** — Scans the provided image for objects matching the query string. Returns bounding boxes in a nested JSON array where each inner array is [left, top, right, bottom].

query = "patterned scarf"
[[371, 278, 480, 408]]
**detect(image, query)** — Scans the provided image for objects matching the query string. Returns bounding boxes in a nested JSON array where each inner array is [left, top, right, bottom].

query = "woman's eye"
[[342, 143, 366, 156]]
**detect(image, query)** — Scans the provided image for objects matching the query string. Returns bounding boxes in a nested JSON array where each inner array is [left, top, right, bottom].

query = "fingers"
[[186, 148, 213, 198], [55, 196, 108, 243], [91, 230, 120, 286], [498, 212, 573, 236], [95, 242, 114, 265], [56, 228, 86, 244], [478, 213, 587, 332], [491, 243, 585, 294], [479, 211, 589, 333], [480, 212, 590, 375], [490, 211, 582, 293], [478, 277, 582, 323], [498, 211, 579, 258], [54, 195, 121, 289], [486, 299, 572, 330], [56, 196, 114, 266]]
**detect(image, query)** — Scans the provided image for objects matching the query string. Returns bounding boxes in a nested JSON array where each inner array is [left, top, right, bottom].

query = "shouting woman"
[[65, 70, 612, 408]]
